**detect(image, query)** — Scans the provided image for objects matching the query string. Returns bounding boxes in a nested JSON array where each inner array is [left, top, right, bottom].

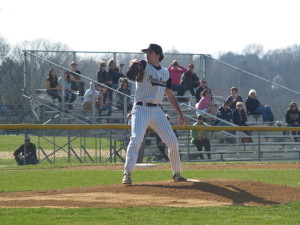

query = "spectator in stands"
[[195, 78, 212, 103], [116, 77, 132, 111], [215, 100, 235, 143], [191, 115, 211, 160], [108, 59, 125, 90], [98, 85, 113, 120], [97, 61, 113, 101], [82, 82, 102, 112], [232, 102, 247, 125], [196, 89, 216, 118], [59, 71, 77, 109], [180, 64, 199, 96], [215, 101, 233, 126], [46, 68, 62, 103], [226, 87, 243, 111], [232, 102, 252, 140], [245, 89, 275, 123], [13, 137, 39, 165], [285, 102, 300, 142], [70, 61, 85, 96], [168, 60, 187, 100]]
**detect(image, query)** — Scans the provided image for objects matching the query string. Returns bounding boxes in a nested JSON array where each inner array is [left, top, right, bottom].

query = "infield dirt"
[[0, 163, 299, 208]]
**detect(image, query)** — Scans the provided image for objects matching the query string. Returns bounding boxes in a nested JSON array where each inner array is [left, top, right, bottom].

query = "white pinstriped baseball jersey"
[[124, 60, 182, 175], [134, 60, 170, 104]]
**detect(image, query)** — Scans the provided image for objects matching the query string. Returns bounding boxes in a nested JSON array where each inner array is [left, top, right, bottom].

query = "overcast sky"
[[1, 0, 300, 57]]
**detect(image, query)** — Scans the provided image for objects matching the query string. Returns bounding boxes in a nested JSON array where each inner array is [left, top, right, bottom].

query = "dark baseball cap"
[[142, 44, 163, 55], [141, 44, 164, 61]]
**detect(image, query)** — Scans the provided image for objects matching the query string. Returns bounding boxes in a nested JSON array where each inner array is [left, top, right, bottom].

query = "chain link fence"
[[205, 57, 300, 122], [21, 50, 205, 124], [0, 127, 129, 166], [23, 50, 204, 92], [2, 50, 300, 166], [21, 50, 300, 124], [1, 125, 300, 167]]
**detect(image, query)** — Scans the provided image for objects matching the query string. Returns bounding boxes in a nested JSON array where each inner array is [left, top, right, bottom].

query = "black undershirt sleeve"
[[166, 77, 172, 89]]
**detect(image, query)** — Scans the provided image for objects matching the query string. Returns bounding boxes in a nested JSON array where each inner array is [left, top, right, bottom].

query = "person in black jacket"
[[97, 61, 113, 101], [13, 137, 39, 166], [180, 64, 199, 96], [215, 101, 233, 126], [285, 102, 300, 142], [226, 87, 243, 111], [108, 59, 125, 90], [215, 101, 235, 142], [245, 89, 274, 122], [195, 78, 212, 103], [232, 102, 252, 139], [70, 61, 85, 96]]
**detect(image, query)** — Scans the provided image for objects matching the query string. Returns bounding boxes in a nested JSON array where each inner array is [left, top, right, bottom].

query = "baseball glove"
[[126, 59, 145, 82]]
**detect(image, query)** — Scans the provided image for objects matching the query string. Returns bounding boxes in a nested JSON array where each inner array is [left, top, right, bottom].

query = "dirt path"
[[0, 163, 299, 208]]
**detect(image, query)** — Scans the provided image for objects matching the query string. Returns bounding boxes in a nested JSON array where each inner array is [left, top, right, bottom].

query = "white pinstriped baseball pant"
[[124, 104, 182, 174]]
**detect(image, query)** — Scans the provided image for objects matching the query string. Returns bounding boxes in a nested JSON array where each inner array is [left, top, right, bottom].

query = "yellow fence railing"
[[1, 124, 300, 132]]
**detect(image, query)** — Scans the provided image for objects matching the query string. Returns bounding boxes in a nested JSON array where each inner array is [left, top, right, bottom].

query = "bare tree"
[[0, 57, 23, 104], [0, 34, 10, 62], [0, 39, 72, 105], [243, 43, 264, 58]]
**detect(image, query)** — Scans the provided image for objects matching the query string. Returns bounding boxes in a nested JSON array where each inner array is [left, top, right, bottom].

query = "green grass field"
[[0, 134, 116, 166], [0, 162, 299, 225], [0, 203, 299, 225], [0, 135, 111, 152]]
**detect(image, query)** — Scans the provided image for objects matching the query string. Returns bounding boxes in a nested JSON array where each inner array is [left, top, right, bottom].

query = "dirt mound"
[[0, 179, 299, 208]]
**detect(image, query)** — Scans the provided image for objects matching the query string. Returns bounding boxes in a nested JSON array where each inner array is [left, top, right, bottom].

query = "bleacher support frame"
[[1, 124, 300, 165]]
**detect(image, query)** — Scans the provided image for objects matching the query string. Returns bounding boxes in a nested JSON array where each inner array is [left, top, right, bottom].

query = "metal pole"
[[109, 129, 112, 163], [123, 96, 128, 123], [236, 131, 239, 159], [80, 135, 82, 158], [72, 52, 76, 62], [68, 131, 71, 163], [61, 77, 65, 116], [189, 54, 193, 64], [187, 129, 190, 162], [113, 52, 117, 62], [23, 134, 27, 165], [200, 54, 206, 79], [83, 135, 86, 163], [258, 131, 261, 161], [54, 136, 56, 163], [23, 52, 27, 89], [38, 133, 40, 160], [91, 82, 96, 124], [95, 136, 98, 163], [114, 140, 117, 163], [30, 51, 35, 94], [99, 131, 102, 163]]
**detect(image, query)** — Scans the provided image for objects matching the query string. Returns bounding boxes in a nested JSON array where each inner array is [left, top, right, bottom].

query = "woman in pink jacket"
[[196, 89, 216, 118], [168, 60, 187, 99]]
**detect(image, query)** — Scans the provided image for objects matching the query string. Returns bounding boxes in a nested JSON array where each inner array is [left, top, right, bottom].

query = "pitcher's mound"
[[0, 179, 299, 208]]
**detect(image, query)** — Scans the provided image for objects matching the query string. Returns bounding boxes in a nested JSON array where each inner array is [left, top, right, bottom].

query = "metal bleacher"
[[19, 50, 300, 162]]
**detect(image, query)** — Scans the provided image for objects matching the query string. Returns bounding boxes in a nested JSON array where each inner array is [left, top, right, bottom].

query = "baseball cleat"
[[173, 173, 187, 182], [122, 172, 132, 185]]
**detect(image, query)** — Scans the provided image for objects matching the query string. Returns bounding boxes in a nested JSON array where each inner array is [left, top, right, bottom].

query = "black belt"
[[136, 102, 161, 107]]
